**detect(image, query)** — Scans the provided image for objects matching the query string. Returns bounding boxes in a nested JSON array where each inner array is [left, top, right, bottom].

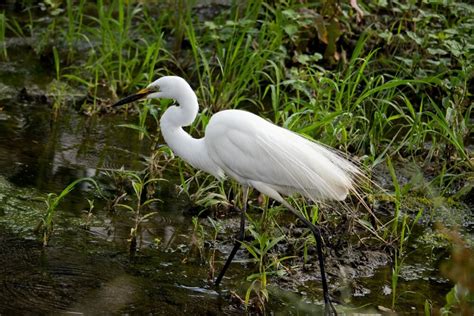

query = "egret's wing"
[[205, 110, 361, 201]]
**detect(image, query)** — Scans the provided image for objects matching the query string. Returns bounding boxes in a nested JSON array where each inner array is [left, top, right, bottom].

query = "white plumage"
[[205, 109, 359, 201]]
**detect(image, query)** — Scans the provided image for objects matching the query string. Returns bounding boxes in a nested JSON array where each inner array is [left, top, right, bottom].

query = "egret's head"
[[112, 76, 191, 107]]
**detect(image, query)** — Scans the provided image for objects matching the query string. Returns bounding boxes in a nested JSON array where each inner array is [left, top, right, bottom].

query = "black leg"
[[215, 186, 249, 286], [281, 201, 337, 315]]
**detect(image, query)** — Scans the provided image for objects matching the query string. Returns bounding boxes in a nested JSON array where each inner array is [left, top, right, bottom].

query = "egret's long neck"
[[171, 91, 199, 127], [159, 89, 222, 178]]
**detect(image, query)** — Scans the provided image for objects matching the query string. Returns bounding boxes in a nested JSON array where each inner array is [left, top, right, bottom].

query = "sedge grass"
[[185, 0, 284, 111], [0, 13, 7, 60]]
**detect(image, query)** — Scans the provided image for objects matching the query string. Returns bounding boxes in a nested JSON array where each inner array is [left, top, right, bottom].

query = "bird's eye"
[[150, 85, 160, 92]]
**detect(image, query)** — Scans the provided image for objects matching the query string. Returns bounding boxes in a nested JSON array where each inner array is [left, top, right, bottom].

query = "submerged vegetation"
[[0, 0, 473, 314]]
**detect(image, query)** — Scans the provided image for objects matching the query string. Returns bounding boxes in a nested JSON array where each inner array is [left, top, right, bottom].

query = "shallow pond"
[[1, 11, 473, 316]]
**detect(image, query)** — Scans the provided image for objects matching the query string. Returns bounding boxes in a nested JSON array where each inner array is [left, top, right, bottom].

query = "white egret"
[[113, 76, 363, 315]]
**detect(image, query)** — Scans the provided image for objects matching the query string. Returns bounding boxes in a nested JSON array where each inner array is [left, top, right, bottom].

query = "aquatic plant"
[[180, 172, 231, 211], [81, 198, 95, 230], [112, 170, 164, 255], [206, 216, 223, 281], [0, 13, 7, 60], [438, 227, 474, 315], [36, 177, 99, 247], [189, 215, 205, 261], [117, 99, 162, 141], [242, 215, 292, 312]]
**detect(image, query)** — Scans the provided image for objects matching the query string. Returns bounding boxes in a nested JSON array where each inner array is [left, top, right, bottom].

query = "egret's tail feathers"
[[259, 129, 365, 203]]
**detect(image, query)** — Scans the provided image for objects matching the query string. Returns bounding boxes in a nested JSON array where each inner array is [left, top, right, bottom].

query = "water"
[[0, 226, 234, 314]]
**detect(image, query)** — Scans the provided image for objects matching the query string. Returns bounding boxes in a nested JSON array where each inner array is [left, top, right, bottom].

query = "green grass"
[[35, 177, 99, 246], [0, 13, 7, 60], [185, 0, 284, 111], [109, 169, 164, 254]]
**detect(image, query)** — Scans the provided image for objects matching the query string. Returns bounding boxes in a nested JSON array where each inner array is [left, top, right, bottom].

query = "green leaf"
[[406, 31, 423, 45], [424, 300, 431, 316], [116, 203, 135, 212], [142, 198, 162, 207], [427, 48, 448, 55], [132, 181, 142, 198], [284, 25, 298, 37], [444, 40, 463, 57], [242, 242, 260, 259], [265, 235, 285, 252], [141, 212, 158, 221]]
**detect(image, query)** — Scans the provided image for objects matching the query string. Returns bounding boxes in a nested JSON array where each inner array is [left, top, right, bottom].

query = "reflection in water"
[[0, 100, 149, 192], [0, 65, 239, 312], [163, 225, 177, 249], [0, 225, 238, 314], [0, 177, 237, 314], [0, 232, 117, 313]]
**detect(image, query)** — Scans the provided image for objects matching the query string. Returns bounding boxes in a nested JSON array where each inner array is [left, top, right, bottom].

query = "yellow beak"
[[112, 87, 152, 107]]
